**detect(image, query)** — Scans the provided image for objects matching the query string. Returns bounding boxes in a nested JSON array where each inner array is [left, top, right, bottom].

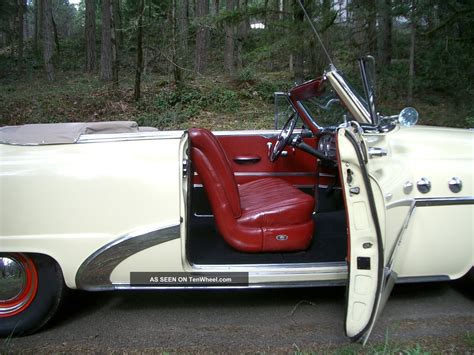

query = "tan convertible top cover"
[[0, 121, 150, 145]]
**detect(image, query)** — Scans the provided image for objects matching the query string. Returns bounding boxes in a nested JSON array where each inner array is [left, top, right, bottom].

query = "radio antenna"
[[296, 0, 335, 68]]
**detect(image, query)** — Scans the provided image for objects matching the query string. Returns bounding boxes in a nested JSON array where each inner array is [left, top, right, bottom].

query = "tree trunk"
[[407, 0, 416, 105], [100, 0, 113, 81], [85, 0, 96, 72], [113, 0, 123, 46], [195, 0, 209, 74], [134, 0, 144, 101], [224, 0, 235, 74], [171, 0, 182, 86], [18, 0, 26, 60], [111, 0, 119, 88], [177, 0, 188, 72], [41, 0, 55, 81], [367, 0, 376, 54], [211, 0, 220, 15], [51, 12, 60, 55], [377, 0, 392, 68], [293, 0, 304, 83], [34, 0, 41, 52], [352, 0, 365, 57], [236, 0, 248, 71]]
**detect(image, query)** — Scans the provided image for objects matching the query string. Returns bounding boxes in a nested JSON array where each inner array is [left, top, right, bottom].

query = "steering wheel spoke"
[[269, 113, 298, 162]]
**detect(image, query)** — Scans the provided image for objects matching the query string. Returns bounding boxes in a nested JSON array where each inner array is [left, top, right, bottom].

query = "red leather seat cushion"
[[189, 127, 315, 253], [239, 178, 314, 227]]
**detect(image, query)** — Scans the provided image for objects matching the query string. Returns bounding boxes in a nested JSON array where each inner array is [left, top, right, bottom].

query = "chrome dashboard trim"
[[76, 224, 180, 290]]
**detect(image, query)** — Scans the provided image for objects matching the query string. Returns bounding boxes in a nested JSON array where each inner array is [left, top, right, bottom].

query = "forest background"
[[0, 0, 473, 130]]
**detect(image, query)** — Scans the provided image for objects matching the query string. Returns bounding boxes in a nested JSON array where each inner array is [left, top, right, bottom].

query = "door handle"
[[368, 147, 388, 158], [233, 156, 262, 165]]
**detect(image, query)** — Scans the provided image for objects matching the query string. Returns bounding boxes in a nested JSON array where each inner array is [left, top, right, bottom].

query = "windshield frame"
[[287, 67, 374, 133]]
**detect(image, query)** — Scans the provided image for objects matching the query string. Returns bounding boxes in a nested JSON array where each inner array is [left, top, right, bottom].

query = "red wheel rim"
[[0, 254, 38, 318]]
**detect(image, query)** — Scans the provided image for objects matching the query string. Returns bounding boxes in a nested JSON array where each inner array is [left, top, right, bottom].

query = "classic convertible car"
[[1, 58, 473, 343]]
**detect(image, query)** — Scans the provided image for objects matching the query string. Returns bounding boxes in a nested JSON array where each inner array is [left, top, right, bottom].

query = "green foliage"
[[236, 67, 256, 83], [466, 116, 474, 128], [151, 85, 240, 119]]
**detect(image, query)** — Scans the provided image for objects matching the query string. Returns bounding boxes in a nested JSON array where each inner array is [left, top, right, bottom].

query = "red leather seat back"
[[189, 128, 242, 219], [189, 128, 314, 253]]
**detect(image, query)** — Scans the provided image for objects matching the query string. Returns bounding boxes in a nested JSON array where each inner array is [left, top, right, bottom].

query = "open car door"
[[337, 124, 393, 344]]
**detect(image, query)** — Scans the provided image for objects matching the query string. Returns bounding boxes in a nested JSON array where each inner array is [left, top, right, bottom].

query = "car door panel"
[[337, 127, 386, 343]]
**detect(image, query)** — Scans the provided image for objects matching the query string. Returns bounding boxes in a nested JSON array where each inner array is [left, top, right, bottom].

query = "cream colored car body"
[[1, 125, 473, 291]]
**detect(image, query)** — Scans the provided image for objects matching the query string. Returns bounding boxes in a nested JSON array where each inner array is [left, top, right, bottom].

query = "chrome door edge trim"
[[76, 224, 180, 290]]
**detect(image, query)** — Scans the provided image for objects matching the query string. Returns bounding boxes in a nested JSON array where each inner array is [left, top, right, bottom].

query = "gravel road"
[[2, 279, 473, 353]]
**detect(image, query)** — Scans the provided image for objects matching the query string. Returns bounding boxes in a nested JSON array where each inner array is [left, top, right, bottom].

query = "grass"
[[0, 66, 471, 130], [289, 332, 474, 354]]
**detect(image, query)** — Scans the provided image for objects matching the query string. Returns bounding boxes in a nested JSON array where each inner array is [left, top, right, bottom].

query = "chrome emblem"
[[403, 181, 413, 194], [448, 177, 462, 193], [275, 235, 288, 241], [417, 178, 431, 194]]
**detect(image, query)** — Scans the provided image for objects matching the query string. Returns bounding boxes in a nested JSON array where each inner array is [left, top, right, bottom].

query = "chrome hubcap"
[[0, 254, 38, 317], [0, 256, 26, 301]]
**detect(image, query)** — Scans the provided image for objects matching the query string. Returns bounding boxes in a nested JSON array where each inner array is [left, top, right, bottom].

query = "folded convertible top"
[[0, 121, 156, 145]]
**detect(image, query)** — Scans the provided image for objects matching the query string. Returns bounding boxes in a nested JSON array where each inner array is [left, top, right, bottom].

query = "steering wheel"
[[269, 113, 298, 162]]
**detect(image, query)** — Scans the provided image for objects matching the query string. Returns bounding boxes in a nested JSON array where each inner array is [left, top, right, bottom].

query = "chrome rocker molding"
[[113, 279, 348, 291], [76, 225, 180, 291]]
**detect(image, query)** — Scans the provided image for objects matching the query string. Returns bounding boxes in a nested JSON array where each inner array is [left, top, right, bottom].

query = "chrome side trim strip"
[[190, 261, 347, 271], [386, 199, 414, 210], [78, 131, 185, 143], [387, 196, 474, 210], [76, 225, 180, 290], [396, 275, 451, 284], [415, 196, 474, 207], [112, 279, 347, 290]]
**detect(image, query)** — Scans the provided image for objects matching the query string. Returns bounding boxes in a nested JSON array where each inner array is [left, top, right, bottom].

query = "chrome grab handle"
[[368, 147, 388, 158], [233, 156, 262, 165]]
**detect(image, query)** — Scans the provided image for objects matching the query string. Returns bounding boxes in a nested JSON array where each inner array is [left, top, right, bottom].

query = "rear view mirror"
[[398, 107, 419, 127]]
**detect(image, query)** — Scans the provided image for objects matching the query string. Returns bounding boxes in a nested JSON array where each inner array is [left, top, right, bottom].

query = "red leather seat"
[[189, 128, 314, 253]]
